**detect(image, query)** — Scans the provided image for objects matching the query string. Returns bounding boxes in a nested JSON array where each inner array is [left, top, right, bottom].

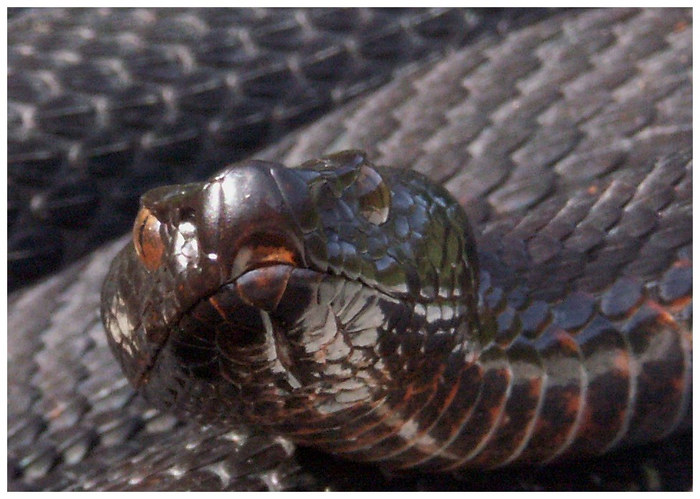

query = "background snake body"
[[9, 8, 692, 490]]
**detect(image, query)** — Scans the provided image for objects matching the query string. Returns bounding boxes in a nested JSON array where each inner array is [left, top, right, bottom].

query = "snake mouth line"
[[131, 261, 411, 389], [131, 263, 303, 389]]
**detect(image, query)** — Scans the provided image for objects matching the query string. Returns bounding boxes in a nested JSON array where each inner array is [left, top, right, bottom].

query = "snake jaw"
[[102, 153, 482, 439]]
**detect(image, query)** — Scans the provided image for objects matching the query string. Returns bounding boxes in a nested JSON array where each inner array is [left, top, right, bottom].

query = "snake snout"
[[235, 265, 294, 311]]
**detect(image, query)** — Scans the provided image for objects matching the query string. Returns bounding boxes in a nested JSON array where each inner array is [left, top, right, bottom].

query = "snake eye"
[[355, 165, 390, 225], [133, 207, 165, 272]]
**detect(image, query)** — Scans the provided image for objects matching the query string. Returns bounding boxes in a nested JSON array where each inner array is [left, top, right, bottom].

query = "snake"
[[8, 7, 692, 491], [102, 148, 692, 472]]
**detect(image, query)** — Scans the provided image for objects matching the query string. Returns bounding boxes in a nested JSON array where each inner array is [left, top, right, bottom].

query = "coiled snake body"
[[9, 8, 692, 490]]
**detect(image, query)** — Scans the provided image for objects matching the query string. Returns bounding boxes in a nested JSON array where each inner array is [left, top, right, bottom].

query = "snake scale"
[[8, 8, 692, 491]]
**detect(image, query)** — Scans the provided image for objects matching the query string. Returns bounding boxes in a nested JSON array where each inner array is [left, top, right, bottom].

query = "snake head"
[[101, 151, 480, 436]]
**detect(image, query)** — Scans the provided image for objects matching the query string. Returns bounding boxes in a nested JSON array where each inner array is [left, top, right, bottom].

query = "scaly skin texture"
[[9, 7, 524, 290], [9, 8, 692, 491], [102, 150, 691, 471]]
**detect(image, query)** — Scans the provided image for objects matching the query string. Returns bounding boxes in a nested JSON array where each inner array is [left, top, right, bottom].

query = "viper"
[[102, 150, 691, 471], [8, 8, 692, 491]]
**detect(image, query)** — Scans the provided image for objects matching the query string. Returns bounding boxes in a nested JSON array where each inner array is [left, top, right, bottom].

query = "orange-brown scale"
[[559, 334, 632, 458], [645, 299, 679, 327], [332, 372, 452, 462], [668, 295, 692, 311], [511, 328, 585, 464], [417, 355, 512, 471], [317, 381, 438, 456], [467, 344, 546, 467], [622, 301, 688, 444], [437, 366, 513, 470], [280, 372, 427, 442], [207, 296, 230, 321], [389, 359, 485, 468], [371, 375, 469, 461], [247, 244, 298, 267]]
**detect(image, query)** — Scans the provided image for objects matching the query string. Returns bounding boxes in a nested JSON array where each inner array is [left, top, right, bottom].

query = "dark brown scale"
[[384, 358, 485, 468], [560, 316, 631, 457], [465, 342, 545, 467], [621, 302, 688, 443]]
